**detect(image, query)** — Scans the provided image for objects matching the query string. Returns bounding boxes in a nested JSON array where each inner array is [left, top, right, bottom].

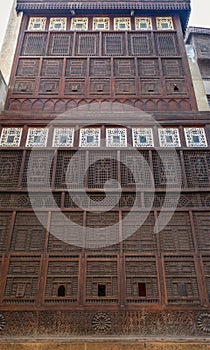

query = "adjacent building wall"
[[185, 27, 210, 111], [0, 1, 22, 85], [0, 71, 7, 112], [186, 44, 210, 111]]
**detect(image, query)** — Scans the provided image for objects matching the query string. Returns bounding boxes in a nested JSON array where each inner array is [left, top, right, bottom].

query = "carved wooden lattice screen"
[[125, 257, 159, 304], [45, 258, 79, 303], [3, 256, 41, 304], [86, 259, 118, 304], [21, 33, 48, 56]]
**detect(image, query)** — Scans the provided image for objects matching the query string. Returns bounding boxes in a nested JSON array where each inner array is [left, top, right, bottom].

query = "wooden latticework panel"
[[193, 212, 210, 252], [201, 256, 210, 302], [88, 151, 118, 189], [48, 235, 83, 253], [64, 79, 85, 95], [48, 212, 83, 252], [48, 33, 74, 56], [86, 259, 118, 303], [194, 34, 210, 58], [146, 192, 207, 209], [0, 151, 22, 188], [115, 79, 136, 95], [162, 58, 184, 77], [90, 59, 111, 77], [0, 192, 60, 209], [120, 151, 152, 188], [21, 33, 48, 56], [66, 59, 87, 77], [3, 255, 41, 304], [22, 151, 54, 188], [10, 213, 47, 252], [155, 33, 178, 56], [0, 213, 12, 252], [13, 79, 35, 94], [128, 33, 153, 56], [41, 59, 63, 77], [55, 151, 86, 189], [16, 59, 40, 76], [164, 257, 200, 305], [140, 79, 161, 94], [138, 59, 159, 77], [86, 212, 119, 250], [184, 151, 210, 187], [125, 257, 159, 303], [103, 33, 125, 56], [114, 59, 135, 77], [75, 33, 99, 56], [152, 151, 182, 188], [159, 212, 194, 252], [44, 258, 79, 303], [120, 193, 141, 208], [122, 213, 157, 252], [90, 78, 111, 95], [39, 79, 60, 94], [165, 79, 187, 95]]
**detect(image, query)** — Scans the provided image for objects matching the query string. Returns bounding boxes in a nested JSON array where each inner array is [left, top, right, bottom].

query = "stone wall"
[[0, 1, 22, 84]]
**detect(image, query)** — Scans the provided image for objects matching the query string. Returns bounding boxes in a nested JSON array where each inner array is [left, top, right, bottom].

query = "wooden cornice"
[[16, 0, 191, 30]]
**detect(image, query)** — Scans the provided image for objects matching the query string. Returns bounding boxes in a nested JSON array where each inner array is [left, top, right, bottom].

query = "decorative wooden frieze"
[[0, 310, 210, 337]]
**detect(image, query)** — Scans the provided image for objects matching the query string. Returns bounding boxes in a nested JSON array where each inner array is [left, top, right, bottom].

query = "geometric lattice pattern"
[[26, 128, 49, 147], [52, 128, 74, 147], [114, 18, 131, 31], [79, 128, 101, 147], [135, 17, 152, 30], [71, 18, 88, 31], [0, 128, 22, 147], [28, 17, 47, 31], [49, 18, 67, 31], [106, 128, 127, 147], [132, 128, 154, 147], [156, 17, 174, 30], [158, 128, 181, 147], [93, 18, 110, 30], [184, 128, 208, 147]]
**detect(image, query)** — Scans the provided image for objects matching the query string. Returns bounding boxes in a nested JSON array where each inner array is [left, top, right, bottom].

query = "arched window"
[[57, 285, 66, 297]]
